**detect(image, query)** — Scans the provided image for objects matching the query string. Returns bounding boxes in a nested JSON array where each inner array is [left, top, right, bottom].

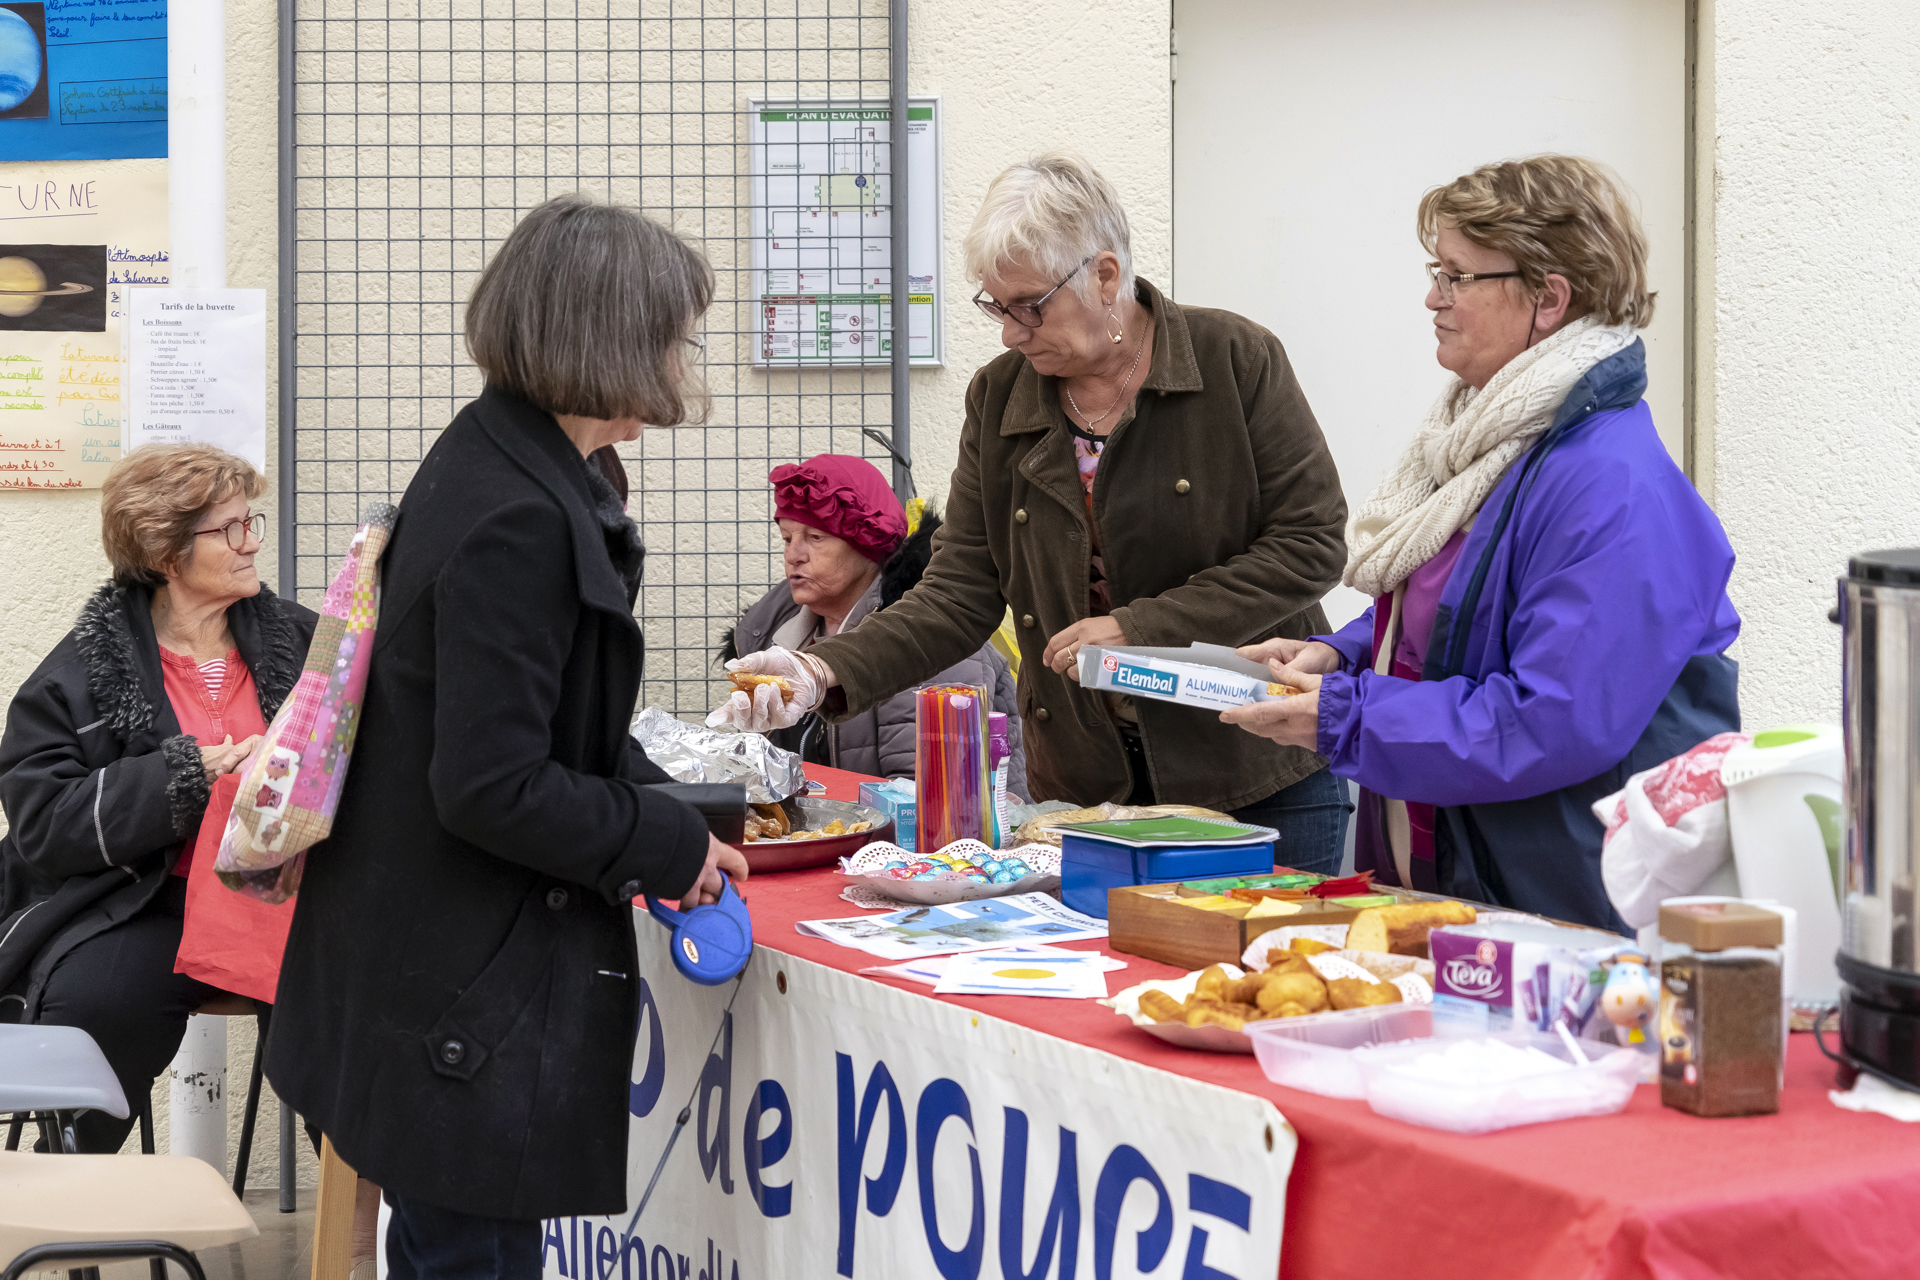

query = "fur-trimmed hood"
[[72, 580, 309, 738]]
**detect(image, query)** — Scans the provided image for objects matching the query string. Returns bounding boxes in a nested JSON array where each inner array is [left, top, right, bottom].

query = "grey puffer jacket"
[[725, 519, 1027, 798]]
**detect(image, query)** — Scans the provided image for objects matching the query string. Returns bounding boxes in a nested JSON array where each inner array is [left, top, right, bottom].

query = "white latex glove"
[[705, 646, 829, 732]]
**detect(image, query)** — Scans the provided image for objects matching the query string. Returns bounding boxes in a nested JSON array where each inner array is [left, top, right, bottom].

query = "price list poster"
[[0, 159, 168, 489]]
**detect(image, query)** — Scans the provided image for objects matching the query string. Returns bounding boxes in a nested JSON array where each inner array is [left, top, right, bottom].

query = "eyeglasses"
[[972, 256, 1094, 328], [193, 512, 266, 551], [1427, 263, 1524, 304]]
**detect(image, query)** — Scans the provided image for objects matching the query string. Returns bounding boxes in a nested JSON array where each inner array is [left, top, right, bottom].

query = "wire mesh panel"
[[286, 0, 901, 716]]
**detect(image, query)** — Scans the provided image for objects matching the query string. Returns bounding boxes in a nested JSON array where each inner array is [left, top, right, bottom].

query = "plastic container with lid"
[[1720, 725, 1842, 1007], [1658, 901, 1784, 1117], [1351, 1030, 1642, 1133], [1248, 1004, 1435, 1099]]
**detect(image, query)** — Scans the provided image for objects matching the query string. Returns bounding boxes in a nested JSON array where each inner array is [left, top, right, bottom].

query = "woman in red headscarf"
[[718, 454, 1026, 795]]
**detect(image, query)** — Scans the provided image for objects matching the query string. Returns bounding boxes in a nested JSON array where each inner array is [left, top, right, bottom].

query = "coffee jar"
[[1658, 902, 1785, 1117]]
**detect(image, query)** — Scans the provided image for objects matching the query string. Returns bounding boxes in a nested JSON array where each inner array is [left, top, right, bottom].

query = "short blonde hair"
[[963, 152, 1133, 304], [1418, 155, 1655, 328], [466, 193, 715, 424], [101, 444, 265, 587]]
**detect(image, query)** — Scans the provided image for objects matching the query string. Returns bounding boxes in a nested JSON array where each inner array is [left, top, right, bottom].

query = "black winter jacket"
[[0, 583, 314, 1016], [265, 385, 711, 1220]]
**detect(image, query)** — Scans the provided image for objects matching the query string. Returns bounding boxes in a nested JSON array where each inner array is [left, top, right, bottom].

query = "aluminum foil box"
[[1075, 642, 1290, 712]]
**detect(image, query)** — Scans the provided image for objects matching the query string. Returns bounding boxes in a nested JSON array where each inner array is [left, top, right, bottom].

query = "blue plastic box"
[[858, 779, 916, 853], [1059, 835, 1276, 919]]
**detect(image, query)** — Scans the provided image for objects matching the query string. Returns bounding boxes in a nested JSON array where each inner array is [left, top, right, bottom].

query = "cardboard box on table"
[[1106, 884, 1433, 971]]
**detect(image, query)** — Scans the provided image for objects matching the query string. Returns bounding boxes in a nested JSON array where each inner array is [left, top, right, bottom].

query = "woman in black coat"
[[266, 194, 745, 1278], [0, 444, 314, 1152]]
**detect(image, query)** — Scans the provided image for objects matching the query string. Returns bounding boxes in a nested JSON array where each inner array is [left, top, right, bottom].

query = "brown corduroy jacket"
[[810, 279, 1348, 811]]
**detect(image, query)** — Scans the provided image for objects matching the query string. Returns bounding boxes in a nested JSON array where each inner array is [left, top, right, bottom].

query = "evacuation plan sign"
[[749, 98, 942, 367]]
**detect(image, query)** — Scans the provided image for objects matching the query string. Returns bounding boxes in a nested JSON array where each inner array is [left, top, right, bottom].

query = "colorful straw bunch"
[[915, 684, 993, 853]]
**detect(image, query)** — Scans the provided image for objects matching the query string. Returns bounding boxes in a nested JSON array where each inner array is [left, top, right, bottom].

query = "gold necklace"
[[1064, 320, 1151, 445]]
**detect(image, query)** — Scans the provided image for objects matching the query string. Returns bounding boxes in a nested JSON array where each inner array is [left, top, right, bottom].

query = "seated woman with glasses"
[[712, 151, 1354, 873], [1222, 155, 1740, 931], [0, 443, 316, 1152]]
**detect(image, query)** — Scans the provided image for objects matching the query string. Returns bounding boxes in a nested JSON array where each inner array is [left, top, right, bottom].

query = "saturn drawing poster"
[[0, 244, 107, 332]]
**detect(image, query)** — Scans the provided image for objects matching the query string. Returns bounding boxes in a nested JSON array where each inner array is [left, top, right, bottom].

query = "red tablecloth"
[[744, 770, 1920, 1280]]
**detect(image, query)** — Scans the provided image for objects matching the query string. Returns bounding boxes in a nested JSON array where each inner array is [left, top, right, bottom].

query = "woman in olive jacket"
[[266, 196, 745, 1275], [716, 154, 1352, 871]]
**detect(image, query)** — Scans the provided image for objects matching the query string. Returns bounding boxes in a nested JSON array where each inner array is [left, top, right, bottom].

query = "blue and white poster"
[[0, 0, 166, 161]]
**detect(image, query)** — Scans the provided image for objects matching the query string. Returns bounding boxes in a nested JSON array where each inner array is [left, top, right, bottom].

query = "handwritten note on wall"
[[1, 0, 167, 161], [0, 158, 167, 490]]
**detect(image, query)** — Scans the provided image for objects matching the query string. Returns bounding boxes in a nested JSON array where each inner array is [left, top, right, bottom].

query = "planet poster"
[[0, 2, 49, 121], [0, 159, 168, 490], [0, 0, 165, 161], [0, 243, 107, 332]]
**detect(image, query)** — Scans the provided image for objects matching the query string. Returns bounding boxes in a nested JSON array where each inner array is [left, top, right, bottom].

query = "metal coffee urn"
[[1836, 549, 1920, 1089]]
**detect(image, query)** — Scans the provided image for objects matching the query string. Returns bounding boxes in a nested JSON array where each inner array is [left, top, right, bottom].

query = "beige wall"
[[3, 0, 1168, 1190], [904, 3, 1173, 512], [0, 0, 309, 1188], [1692, 0, 1920, 732], [10, 0, 1913, 1204]]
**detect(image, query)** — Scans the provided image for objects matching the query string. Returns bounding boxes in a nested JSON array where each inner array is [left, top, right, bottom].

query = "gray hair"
[[465, 193, 715, 423], [963, 151, 1134, 305]]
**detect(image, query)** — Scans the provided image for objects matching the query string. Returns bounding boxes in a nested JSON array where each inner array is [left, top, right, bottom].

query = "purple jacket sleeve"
[[1311, 607, 1375, 673], [1314, 458, 1735, 808]]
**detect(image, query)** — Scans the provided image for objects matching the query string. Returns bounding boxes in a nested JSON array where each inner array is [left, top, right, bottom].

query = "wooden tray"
[[1105, 883, 1428, 971]]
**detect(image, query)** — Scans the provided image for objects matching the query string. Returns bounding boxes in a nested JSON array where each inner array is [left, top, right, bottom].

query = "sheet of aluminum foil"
[[629, 706, 806, 804]]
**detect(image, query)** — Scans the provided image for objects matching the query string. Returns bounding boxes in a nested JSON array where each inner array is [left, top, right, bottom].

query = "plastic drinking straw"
[[916, 684, 990, 853]]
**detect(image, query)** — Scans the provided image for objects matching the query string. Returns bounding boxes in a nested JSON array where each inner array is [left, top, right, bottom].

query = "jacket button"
[[1015, 509, 1029, 524], [440, 1040, 466, 1066], [1021, 614, 1035, 628], [546, 887, 569, 910], [1174, 479, 1191, 495], [1035, 707, 1051, 722], [618, 880, 642, 901]]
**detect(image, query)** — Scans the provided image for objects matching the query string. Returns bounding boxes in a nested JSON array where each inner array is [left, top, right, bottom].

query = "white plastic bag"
[[1593, 732, 1749, 929]]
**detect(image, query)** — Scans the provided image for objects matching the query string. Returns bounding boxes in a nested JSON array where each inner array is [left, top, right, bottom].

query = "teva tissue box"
[[1075, 643, 1296, 711], [858, 779, 916, 853], [1429, 920, 1632, 1036], [1056, 817, 1277, 919]]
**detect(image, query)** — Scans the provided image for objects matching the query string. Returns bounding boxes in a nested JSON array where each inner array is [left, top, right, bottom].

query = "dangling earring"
[[1104, 306, 1124, 344]]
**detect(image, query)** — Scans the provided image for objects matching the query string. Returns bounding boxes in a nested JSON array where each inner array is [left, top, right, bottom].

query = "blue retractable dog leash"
[[647, 876, 754, 985], [619, 876, 753, 1249]]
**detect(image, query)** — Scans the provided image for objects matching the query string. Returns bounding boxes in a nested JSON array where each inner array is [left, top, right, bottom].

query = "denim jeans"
[[1228, 767, 1353, 877], [1119, 732, 1353, 876], [386, 1190, 542, 1280]]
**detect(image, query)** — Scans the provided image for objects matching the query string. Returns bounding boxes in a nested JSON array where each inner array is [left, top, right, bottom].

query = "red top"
[[159, 647, 267, 874]]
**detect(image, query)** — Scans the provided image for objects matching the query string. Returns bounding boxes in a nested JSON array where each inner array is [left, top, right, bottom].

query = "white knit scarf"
[[1344, 314, 1638, 598]]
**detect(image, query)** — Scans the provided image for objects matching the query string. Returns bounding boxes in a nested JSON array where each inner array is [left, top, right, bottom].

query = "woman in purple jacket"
[[1224, 156, 1739, 932]]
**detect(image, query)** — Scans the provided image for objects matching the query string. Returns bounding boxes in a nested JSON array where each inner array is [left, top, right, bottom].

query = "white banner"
[[539, 922, 1296, 1280]]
